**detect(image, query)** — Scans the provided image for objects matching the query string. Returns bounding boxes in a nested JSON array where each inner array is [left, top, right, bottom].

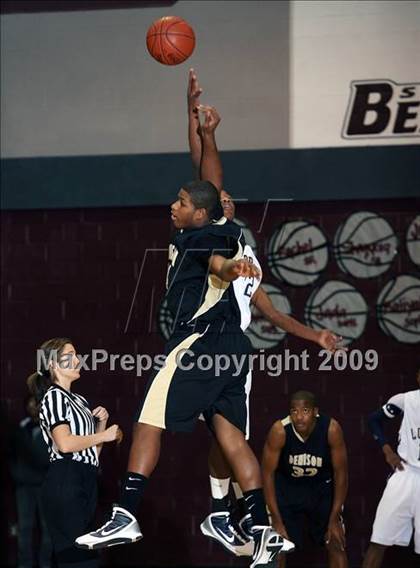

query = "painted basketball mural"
[[246, 283, 292, 349], [334, 211, 398, 278], [268, 221, 329, 286], [376, 274, 420, 344], [304, 280, 368, 346], [406, 215, 420, 267]]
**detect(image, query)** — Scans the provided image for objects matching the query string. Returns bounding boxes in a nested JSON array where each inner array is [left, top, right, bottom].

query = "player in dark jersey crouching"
[[262, 391, 348, 568]]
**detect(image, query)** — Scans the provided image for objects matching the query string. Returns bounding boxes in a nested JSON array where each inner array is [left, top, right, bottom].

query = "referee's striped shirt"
[[39, 384, 98, 467]]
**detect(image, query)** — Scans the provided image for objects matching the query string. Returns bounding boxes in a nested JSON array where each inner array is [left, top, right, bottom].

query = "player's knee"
[[133, 421, 162, 440]]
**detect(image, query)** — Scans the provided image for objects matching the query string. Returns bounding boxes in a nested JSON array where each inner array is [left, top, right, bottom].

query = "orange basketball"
[[146, 16, 195, 66]]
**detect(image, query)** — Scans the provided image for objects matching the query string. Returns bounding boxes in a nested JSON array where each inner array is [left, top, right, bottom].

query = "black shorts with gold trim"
[[135, 321, 252, 433]]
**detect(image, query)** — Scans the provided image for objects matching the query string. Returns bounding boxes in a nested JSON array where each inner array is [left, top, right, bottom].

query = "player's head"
[[220, 189, 235, 221], [171, 180, 223, 229], [27, 337, 80, 402], [289, 390, 318, 437]]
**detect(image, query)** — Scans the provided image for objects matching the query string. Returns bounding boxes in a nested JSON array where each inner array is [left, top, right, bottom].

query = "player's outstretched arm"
[[251, 286, 343, 352], [261, 421, 290, 539], [326, 419, 348, 551], [209, 254, 261, 282], [198, 104, 223, 192], [187, 68, 203, 178]]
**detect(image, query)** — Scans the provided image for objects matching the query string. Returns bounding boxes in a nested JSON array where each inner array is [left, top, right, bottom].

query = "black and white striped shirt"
[[39, 384, 98, 467]]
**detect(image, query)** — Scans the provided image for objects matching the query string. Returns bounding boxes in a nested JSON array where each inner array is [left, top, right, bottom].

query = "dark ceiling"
[[1, 1, 176, 14]]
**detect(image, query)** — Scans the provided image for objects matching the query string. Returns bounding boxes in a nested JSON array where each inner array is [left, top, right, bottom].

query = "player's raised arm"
[[198, 104, 223, 192], [261, 421, 290, 539], [187, 68, 203, 178], [326, 419, 348, 552], [251, 286, 343, 353]]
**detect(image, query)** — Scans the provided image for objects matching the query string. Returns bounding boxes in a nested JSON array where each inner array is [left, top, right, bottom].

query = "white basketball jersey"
[[233, 245, 262, 331], [383, 389, 420, 468]]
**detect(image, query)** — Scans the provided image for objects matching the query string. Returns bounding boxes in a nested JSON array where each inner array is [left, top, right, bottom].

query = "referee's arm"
[[52, 424, 119, 454]]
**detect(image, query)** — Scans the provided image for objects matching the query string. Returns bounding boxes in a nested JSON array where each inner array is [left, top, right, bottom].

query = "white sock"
[[210, 476, 230, 500], [232, 481, 244, 500]]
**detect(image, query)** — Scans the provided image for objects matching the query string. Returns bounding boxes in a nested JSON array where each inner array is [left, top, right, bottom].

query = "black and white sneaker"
[[75, 506, 142, 550], [200, 512, 254, 557], [238, 513, 254, 541], [250, 526, 295, 568]]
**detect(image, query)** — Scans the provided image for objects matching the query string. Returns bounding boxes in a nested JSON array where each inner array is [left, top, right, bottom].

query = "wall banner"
[[342, 80, 420, 141]]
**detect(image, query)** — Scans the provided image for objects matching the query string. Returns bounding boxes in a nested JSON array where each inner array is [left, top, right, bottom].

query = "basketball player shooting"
[[187, 68, 346, 557], [75, 76, 297, 565]]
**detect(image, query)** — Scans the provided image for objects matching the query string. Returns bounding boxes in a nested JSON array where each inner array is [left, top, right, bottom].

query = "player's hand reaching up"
[[317, 330, 347, 353], [187, 68, 202, 114], [197, 104, 221, 134]]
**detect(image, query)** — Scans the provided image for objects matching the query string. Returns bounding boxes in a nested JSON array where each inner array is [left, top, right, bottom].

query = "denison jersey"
[[383, 389, 420, 469], [233, 244, 262, 331], [276, 414, 333, 484]]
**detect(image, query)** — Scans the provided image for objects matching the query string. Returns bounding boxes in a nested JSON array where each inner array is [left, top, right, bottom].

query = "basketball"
[[146, 16, 195, 65]]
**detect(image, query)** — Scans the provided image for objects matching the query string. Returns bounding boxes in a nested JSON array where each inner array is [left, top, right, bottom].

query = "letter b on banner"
[[343, 80, 420, 139]]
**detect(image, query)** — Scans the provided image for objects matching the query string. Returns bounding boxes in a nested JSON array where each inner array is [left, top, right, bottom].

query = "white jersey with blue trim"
[[233, 244, 262, 331], [383, 389, 420, 469]]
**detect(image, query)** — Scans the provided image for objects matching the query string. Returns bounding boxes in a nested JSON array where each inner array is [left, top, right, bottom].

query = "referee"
[[27, 337, 121, 568]]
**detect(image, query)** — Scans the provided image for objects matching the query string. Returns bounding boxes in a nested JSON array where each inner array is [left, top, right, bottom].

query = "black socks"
[[119, 472, 148, 515], [243, 488, 269, 527]]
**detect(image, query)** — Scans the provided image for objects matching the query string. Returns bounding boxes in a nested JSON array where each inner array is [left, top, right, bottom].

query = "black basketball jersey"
[[165, 218, 245, 328], [276, 414, 333, 484]]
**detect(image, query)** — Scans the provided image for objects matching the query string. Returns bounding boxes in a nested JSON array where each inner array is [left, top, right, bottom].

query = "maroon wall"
[[1, 197, 419, 567]]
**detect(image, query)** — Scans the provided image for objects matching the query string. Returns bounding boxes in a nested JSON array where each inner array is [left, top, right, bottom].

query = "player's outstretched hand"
[[317, 330, 347, 353], [197, 104, 221, 134], [232, 259, 261, 279], [187, 68, 202, 113], [325, 517, 346, 551]]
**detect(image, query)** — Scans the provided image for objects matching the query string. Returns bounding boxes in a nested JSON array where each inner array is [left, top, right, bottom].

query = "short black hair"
[[290, 390, 317, 408], [182, 180, 223, 221]]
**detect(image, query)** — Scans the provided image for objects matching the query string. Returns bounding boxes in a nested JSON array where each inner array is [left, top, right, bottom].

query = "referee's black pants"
[[41, 459, 99, 568]]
